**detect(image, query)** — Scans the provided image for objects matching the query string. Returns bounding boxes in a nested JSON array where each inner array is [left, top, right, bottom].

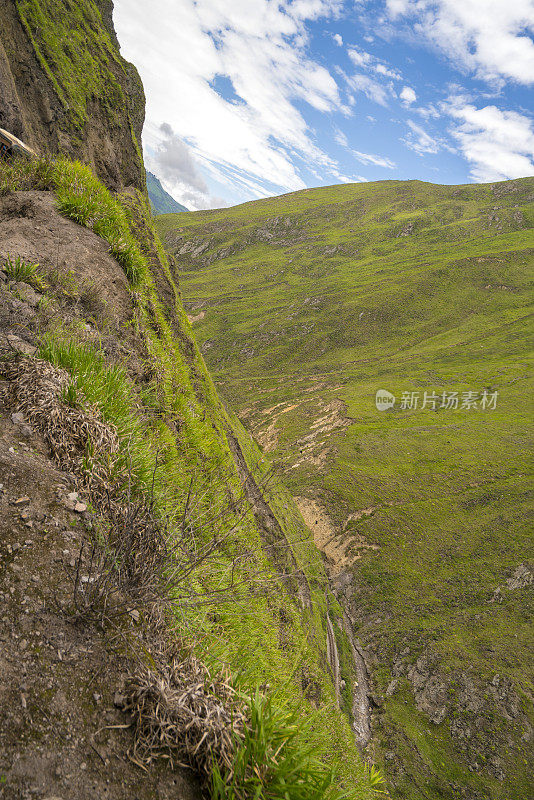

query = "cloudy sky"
[[113, 0, 534, 209]]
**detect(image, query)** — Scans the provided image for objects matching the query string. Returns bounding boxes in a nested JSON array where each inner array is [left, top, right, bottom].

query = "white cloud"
[[386, 0, 534, 86], [416, 102, 441, 119], [147, 123, 231, 209], [341, 68, 390, 105], [445, 101, 534, 180], [334, 128, 349, 146], [341, 46, 406, 108], [114, 0, 345, 208], [348, 47, 373, 68], [352, 149, 396, 168], [402, 120, 441, 154], [348, 47, 402, 80], [400, 86, 417, 105], [333, 32, 343, 46], [375, 63, 402, 80], [153, 124, 208, 193]]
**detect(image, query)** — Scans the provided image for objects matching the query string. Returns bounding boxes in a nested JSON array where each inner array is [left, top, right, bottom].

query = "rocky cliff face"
[[0, 0, 145, 191]]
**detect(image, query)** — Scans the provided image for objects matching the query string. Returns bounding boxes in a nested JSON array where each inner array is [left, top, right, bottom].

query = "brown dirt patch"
[[255, 402, 301, 452], [0, 192, 132, 324], [0, 397, 201, 799], [186, 310, 206, 325], [295, 498, 379, 575], [294, 498, 351, 574]]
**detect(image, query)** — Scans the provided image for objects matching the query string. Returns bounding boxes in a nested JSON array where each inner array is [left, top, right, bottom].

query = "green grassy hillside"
[[157, 177, 534, 800], [0, 153, 384, 799]]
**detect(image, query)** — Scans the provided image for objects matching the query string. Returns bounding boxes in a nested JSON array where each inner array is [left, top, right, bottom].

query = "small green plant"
[[211, 691, 341, 800], [364, 764, 386, 791], [3, 254, 44, 290], [61, 382, 78, 408], [108, 235, 146, 285]]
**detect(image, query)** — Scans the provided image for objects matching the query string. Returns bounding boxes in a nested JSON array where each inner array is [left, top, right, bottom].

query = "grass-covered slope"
[[0, 155, 383, 799], [157, 177, 534, 800]]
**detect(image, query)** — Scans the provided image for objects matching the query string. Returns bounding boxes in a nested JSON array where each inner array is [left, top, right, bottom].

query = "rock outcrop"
[[0, 0, 145, 191]]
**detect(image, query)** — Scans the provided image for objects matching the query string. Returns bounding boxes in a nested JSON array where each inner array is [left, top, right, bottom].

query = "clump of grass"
[[211, 690, 345, 800], [124, 664, 373, 800], [68, 489, 190, 623], [364, 765, 386, 791], [0, 354, 119, 495], [61, 382, 78, 408], [37, 333, 156, 495], [0, 155, 148, 286], [52, 158, 148, 286], [124, 656, 244, 776], [3, 254, 45, 290], [0, 154, 56, 192]]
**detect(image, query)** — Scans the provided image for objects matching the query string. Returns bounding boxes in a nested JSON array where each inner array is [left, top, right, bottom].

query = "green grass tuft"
[[3, 254, 45, 291], [212, 691, 334, 800], [52, 159, 149, 285], [37, 334, 157, 495], [0, 155, 149, 286]]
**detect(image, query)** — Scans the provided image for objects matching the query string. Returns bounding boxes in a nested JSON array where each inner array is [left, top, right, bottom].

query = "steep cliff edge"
[[0, 0, 145, 190], [0, 4, 382, 799]]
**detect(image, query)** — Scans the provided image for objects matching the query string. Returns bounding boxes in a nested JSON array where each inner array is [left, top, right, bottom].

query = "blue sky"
[[114, 0, 534, 209]]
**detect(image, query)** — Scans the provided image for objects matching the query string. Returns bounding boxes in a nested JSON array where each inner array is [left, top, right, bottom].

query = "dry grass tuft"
[[1, 355, 119, 494], [69, 493, 181, 622], [123, 656, 246, 779]]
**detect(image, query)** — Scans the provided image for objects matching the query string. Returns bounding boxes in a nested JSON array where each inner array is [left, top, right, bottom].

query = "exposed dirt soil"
[[255, 402, 301, 452], [0, 191, 132, 322], [0, 400, 201, 800], [185, 310, 206, 325], [0, 191, 154, 385], [247, 395, 351, 465], [295, 497, 352, 574]]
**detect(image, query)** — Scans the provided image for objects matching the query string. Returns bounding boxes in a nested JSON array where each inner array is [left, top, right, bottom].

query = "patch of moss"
[[16, 0, 128, 131]]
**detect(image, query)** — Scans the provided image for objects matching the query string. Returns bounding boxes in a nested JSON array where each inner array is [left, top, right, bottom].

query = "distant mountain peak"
[[146, 171, 188, 215]]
